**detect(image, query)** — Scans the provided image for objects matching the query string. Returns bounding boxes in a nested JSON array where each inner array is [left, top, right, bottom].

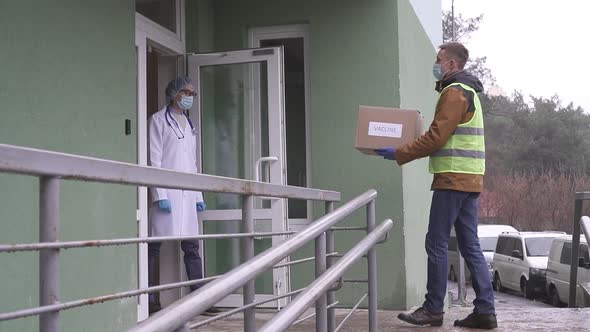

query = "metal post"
[[458, 253, 466, 303], [451, 0, 456, 42], [315, 231, 327, 332], [569, 198, 583, 307], [241, 195, 256, 332], [325, 202, 336, 331], [39, 177, 60, 332], [366, 200, 377, 332]]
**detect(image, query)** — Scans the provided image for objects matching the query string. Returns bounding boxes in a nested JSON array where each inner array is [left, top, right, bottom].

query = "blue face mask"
[[432, 63, 444, 81], [178, 95, 193, 110], [433, 60, 453, 81]]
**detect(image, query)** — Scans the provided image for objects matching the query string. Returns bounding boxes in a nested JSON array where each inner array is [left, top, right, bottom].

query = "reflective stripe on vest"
[[429, 82, 485, 175], [453, 127, 484, 135], [430, 149, 485, 159]]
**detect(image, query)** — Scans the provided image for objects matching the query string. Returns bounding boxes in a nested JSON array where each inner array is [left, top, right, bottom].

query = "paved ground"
[[188, 284, 590, 331]]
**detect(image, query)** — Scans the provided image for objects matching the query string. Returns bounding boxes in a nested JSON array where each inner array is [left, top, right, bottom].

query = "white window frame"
[[135, 0, 186, 53], [249, 25, 312, 230]]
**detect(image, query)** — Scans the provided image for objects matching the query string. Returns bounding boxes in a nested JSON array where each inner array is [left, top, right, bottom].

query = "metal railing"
[[579, 216, 590, 306], [569, 192, 590, 307], [258, 220, 393, 332], [130, 189, 394, 332], [0, 143, 394, 332], [0, 143, 336, 330]]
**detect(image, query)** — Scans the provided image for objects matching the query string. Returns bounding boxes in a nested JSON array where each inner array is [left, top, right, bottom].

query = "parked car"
[[492, 231, 565, 299], [545, 235, 590, 307], [448, 224, 517, 281]]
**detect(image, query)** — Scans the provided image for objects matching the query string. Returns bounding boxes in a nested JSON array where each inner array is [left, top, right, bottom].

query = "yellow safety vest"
[[429, 82, 485, 175]]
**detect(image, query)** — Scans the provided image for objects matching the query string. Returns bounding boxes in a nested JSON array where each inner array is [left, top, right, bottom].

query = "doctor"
[[148, 77, 215, 315]]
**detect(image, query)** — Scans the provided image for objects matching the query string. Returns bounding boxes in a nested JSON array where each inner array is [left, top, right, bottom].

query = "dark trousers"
[[423, 190, 495, 314], [148, 240, 203, 303]]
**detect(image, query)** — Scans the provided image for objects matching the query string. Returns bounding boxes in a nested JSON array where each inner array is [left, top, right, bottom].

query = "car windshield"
[[525, 237, 555, 257], [479, 237, 497, 252]]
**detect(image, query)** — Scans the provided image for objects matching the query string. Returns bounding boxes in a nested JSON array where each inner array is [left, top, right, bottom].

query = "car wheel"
[[493, 273, 504, 292], [521, 279, 534, 300], [449, 266, 457, 282], [549, 287, 563, 307]]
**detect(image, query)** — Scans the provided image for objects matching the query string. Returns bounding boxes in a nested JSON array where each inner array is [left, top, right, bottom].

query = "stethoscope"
[[165, 106, 197, 139]]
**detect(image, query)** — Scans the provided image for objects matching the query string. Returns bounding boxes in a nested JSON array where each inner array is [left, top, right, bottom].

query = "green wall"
[[199, 0, 411, 309], [397, 0, 439, 308], [187, 0, 438, 311], [0, 1, 138, 331]]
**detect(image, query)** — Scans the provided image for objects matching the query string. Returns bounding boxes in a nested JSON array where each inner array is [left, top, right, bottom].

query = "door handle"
[[255, 156, 279, 201], [255, 156, 279, 182]]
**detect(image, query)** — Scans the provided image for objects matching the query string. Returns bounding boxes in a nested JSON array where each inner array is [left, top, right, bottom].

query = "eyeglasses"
[[179, 89, 197, 97]]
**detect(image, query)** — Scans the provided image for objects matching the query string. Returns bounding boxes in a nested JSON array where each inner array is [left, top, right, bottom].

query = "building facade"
[[0, 0, 441, 330]]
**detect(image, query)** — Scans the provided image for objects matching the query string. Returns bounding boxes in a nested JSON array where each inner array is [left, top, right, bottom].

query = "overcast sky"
[[441, 0, 590, 111]]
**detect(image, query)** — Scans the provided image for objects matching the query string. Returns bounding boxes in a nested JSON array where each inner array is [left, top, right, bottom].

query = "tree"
[[481, 171, 590, 232], [442, 11, 496, 86], [442, 11, 483, 44], [482, 93, 590, 175], [442, 9, 590, 230]]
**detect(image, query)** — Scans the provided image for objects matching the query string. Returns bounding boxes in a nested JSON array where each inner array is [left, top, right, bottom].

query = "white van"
[[448, 224, 517, 281], [492, 231, 565, 299], [545, 235, 590, 307]]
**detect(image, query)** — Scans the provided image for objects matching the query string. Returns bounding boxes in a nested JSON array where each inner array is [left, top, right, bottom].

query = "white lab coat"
[[148, 106, 203, 237]]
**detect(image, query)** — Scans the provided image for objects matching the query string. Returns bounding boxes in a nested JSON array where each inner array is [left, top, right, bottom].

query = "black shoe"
[[201, 307, 222, 316], [148, 302, 162, 315], [454, 312, 498, 329], [397, 307, 443, 327]]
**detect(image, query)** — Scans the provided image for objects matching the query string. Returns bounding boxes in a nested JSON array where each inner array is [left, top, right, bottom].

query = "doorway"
[[135, 11, 186, 319], [250, 25, 312, 230], [136, 10, 292, 315]]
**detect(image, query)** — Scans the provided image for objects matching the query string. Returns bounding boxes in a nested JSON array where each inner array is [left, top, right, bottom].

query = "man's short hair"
[[439, 42, 469, 69]]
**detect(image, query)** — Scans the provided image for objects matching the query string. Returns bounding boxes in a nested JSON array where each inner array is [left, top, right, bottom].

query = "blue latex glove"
[[374, 147, 396, 160], [157, 199, 172, 213], [196, 201, 207, 212]]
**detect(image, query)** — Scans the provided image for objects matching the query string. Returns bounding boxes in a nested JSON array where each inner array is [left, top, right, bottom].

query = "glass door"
[[187, 47, 289, 308]]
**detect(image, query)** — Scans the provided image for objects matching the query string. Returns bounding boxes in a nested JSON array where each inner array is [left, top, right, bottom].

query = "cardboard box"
[[355, 105, 423, 155]]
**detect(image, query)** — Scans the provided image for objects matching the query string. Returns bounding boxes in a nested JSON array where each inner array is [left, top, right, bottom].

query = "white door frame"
[[249, 25, 312, 231], [187, 47, 289, 308], [135, 4, 186, 320]]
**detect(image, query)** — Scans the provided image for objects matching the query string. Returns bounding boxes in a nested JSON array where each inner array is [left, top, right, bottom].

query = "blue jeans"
[[148, 240, 203, 303], [423, 190, 495, 314]]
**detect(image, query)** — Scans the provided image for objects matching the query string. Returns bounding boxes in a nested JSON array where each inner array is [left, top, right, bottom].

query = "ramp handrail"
[[130, 190, 392, 332], [259, 219, 394, 331], [0, 143, 340, 201], [0, 143, 396, 332], [0, 143, 343, 332]]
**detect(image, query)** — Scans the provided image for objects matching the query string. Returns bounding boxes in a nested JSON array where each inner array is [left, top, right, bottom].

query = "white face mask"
[[178, 95, 193, 110]]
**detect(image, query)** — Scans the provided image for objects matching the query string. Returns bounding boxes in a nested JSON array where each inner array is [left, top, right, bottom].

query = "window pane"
[[514, 239, 524, 254], [199, 62, 273, 294], [561, 243, 572, 264], [525, 237, 554, 257], [136, 0, 177, 33], [496, 237, 508, 255], [549, 241, 561, 261], [505, 238, 517, 255], [479, 237, 497, 252]]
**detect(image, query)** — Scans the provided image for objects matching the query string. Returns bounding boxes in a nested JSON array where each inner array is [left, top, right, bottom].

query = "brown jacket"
[[394, 71, 484, 193]]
